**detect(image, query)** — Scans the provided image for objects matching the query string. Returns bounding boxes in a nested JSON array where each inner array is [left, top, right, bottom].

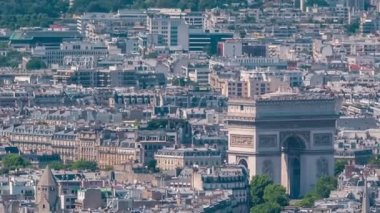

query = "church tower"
[[36, 166, 59, 213]]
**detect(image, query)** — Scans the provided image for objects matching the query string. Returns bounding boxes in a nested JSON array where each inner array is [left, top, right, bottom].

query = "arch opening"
[[239, 159, 248, 168], [282, 135, 306, 198]]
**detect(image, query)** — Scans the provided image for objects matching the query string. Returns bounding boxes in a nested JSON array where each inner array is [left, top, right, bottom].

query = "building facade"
[[155, 147, 222, 171], [226, 93, 341, 198], [146, 9, 190, 50], [51, 130, 77, 164], [97, 146, 141, 169], [77, 131, 100, 162], [32, 41, 108, 66], [10, 125, 55, 154], [192, 164, 249, 204]]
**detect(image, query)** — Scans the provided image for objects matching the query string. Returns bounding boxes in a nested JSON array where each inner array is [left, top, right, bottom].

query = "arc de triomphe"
[[226, 93, 341, 198]]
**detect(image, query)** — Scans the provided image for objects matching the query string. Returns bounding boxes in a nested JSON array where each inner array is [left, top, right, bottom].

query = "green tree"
[[48, 161, 67, 170], [146, 159, 159, 172], [146, 119, 168, 130], [70, 0, 133, 14], [86, 2, 109, 12], [0, 0, 254, 28], [296, 191, 319, 208], [2, 154, 30, 170], [345, 19, 360, 34], [243, 16, 255, 23], [0, 42, 7, 48], [103, 165, 114, 171], [251, 202, 281, 213], [315, 176, 337, 198], [0, 168, 9, 175], [172, 77, 185, 86], [227, 25, 236, 30], [0, 0, 69, 29], [0, 51, 23, 68], [368, 154, 380, 166], [250, 175, 273, 206], [171, 77, 197, 87], [297, 176, 337, 207], [263, 184, 289, 207], [26, 58, 47, 70], [70, 160, 98, 171], [335, 160, 347, 176], [240, 30, 247, 38]]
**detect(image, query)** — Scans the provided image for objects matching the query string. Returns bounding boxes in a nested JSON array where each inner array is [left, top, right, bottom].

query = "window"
[[240, 105, 244, 110]]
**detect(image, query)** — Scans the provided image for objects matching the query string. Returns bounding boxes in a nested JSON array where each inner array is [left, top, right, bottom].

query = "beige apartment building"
[[154, 146, 222, 171], [209, 71, 290, 98], [97, 146, 141, 169], [76, 131, 142, 168], [9, 124, 55, 154], [51, 130, 77, 164], [77, 131, 100, 162], [6, 126, 143, 168]]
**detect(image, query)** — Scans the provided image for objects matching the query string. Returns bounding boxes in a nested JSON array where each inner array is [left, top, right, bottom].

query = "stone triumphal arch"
[[226, 93, 340, 198]]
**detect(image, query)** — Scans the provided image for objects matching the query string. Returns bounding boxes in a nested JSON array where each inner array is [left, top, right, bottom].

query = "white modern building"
[[146, 9, 205, 50], [32, 41, 108, 66]]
